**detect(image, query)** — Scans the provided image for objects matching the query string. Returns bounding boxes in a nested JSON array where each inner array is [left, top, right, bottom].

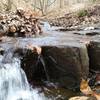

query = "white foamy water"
[[43, 22, 51, 31], [0, 55, 47, 100]]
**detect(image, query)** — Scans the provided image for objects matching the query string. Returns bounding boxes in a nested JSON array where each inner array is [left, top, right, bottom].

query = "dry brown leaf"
[[80, 79, 100, 100], [80, 79, 93, 95], [26, 44, 42, 55]]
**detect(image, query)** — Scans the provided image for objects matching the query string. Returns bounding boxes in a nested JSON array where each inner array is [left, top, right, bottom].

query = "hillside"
[[47, 4, 100, 29]]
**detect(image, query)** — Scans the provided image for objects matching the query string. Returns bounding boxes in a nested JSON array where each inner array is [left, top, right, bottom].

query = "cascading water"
[[0, 50, 47, 100]]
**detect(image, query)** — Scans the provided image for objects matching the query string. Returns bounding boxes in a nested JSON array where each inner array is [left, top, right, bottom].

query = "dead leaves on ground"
[[80, 78, 100, 100], [0, 8, 42, 37]]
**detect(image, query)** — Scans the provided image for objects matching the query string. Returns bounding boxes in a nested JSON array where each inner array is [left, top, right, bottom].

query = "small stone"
[[9, 25, 17, 33], [84, 27, 95, 31], [69, 96, 96, 100]]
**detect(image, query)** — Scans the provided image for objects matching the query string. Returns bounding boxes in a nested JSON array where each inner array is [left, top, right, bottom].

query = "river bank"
[[46, 4, 100, 31]]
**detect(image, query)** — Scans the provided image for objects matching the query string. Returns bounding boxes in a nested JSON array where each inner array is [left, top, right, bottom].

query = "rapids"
[[0, 52, 46, 100]]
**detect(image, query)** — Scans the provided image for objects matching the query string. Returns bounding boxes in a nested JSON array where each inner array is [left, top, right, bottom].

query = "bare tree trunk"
[[34, 0, 36, 11], [3, 0, 12, 12], [32, 0, 57, 15], [59, 0, 64, 8]]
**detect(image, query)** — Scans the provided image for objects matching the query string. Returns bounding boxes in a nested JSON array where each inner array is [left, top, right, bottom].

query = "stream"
[[0, 23, 100, 100], [0, 48, 80, 100], [0, 50, 47, 100]]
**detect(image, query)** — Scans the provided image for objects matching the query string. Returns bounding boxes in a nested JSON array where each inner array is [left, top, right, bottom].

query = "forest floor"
[[45, 4, 100, 30]]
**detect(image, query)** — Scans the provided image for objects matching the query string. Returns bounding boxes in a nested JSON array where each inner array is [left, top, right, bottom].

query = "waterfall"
[[43, 22, 51, 31], [0, 53, 46, 100]]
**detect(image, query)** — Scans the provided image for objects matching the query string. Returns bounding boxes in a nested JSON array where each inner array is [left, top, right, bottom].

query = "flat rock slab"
[[73, 29, 100, 36], [88, 36, 100, 70]]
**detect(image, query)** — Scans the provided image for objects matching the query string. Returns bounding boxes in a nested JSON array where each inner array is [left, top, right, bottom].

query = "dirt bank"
[[48, 5, 100, 29]]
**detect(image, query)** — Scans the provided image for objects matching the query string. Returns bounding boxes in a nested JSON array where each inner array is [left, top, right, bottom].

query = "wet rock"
[[57, 27, 81, 31], [0, 30, 90, 88], [84, 27, 95, 31], [42, 44, 89, 89], [74, 32, 99, 36], [21, 50, 40, 82], [95, 73, 100, 86], [88, 39, 100, 70], [5, 42, 89, 89], [85, 32, 99, 36]]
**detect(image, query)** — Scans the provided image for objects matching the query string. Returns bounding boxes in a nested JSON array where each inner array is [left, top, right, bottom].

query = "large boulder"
[[19, 43, 89, 89], [0, 31, 89, 88], [42, 43, 89, 88], [88, 38, 100, 70]]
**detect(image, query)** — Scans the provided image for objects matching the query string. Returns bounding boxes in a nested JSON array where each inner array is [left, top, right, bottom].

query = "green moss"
[[77, 10, 88, 17]]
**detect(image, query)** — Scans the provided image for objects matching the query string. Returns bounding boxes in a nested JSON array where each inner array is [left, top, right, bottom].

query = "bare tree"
[[1, 0, 18, 13], [1, 0, 12, 12], [59, 0, 64, 8], [32, 0, 57, 15]]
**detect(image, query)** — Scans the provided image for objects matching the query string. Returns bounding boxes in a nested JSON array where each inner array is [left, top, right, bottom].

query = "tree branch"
[[31, 4, 42, 10], [47, 0, 56, 7]]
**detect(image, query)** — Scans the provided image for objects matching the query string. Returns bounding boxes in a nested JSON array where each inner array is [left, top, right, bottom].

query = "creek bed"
[[0, 27, 100, 100]]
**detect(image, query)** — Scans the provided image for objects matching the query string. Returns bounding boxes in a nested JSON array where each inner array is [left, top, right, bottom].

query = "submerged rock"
[[13, 44, 89, 89], [74, 32, 99, 36]]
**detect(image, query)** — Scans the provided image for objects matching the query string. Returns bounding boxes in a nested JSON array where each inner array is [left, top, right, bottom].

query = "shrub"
[[77, 10, 89, 17]]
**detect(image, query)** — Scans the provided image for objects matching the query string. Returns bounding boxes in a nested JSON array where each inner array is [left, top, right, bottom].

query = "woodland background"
[[0, 0, 99, 15]]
